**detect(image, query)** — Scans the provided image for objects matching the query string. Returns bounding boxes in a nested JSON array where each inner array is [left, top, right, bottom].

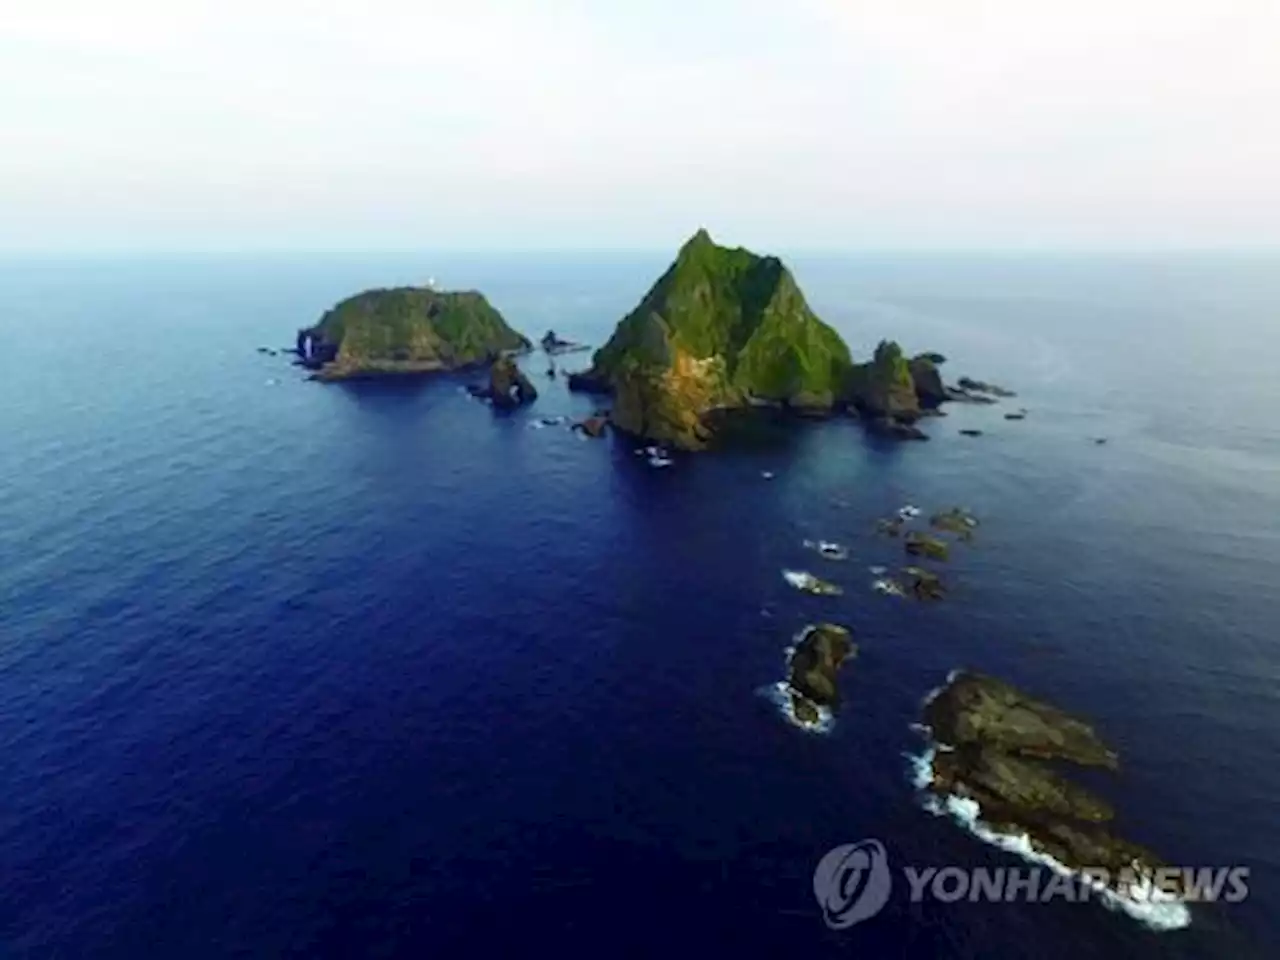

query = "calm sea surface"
[[1, 252, 1278, 957]]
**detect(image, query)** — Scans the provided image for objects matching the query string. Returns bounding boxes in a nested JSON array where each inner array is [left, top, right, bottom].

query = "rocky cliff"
[[575, 229, 854, 448], [847, 340, 921, 420]]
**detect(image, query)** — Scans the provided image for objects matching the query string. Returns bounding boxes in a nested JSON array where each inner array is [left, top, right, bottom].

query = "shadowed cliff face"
[[848, 340, 920, 420], [486, 355, 539, 409], [909, 354, 948, 408], [299, 287, 530, 380], [582, 230, 854, 449]]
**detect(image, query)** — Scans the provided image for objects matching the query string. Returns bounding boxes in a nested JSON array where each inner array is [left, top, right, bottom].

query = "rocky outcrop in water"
[[923, 673, 1119, 767], [573, 413, 610, 438], [541, 330, 590, 355], [930, 507, 979, 541], [909, 353, 949, 408], [848, 340, 920, 421], [902, 566, 946, 601], [905, 531, 950, 561], [919, 672, 1183, 901], [484, 355, 539, 408], [957, 376, 1017, 399], [784, 623, 857, 725]]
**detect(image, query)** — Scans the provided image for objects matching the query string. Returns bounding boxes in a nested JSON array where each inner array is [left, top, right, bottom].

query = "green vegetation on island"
[[575, 229, 854, 448], [297, 287, 530, 380], [571, 229, 978, 448]]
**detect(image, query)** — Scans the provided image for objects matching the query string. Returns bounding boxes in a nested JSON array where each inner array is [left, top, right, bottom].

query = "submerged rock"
[[574, 414, 610, 438], [782, 570, 844, 597], [958, 376, 1017, 398], [930, 506, 979, 539], [872, 418, 930, 441], [905, 531, 950, 561], [804, 539, 849, 561], [902, 566, 946, 601], [873, 566, 945, 601], [947, 388, 998, 405], [872, 577, 908, 598], [877, 516, 907, 538]]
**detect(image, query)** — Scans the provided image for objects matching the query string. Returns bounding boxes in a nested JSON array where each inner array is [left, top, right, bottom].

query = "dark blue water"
[[2, 253, 1278, 958]]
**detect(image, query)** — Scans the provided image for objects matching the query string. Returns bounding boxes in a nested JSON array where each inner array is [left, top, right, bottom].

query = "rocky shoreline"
[[915, 672, 1189, 917]]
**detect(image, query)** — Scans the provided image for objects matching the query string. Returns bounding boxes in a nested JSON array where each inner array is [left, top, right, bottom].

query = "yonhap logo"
[[812, 839, 1248, 934], [813, 839, 892, 929]]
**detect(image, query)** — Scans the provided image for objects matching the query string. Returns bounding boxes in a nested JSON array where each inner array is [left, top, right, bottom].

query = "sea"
[[1, 251, 1278, 958]]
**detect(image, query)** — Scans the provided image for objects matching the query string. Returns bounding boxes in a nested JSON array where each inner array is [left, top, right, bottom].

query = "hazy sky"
[[3, 0, 1278, 251]]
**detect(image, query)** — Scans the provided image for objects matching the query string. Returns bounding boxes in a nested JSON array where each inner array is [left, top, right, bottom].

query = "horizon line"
[[2, 246, 1278, 259]]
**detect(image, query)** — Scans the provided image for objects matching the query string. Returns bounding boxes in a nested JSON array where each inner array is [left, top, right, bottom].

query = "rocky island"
[[782, 623, 857, 727], [540, 330, 590, 355], [468, 354, 539, 409], [568, 229, 968, 449], [296, 287, 530, 381], [918, 671, 1186, 905]]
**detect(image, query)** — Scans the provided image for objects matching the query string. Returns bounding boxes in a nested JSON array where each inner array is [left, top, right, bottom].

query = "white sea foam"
[[782, 570, 810, 589], [906, 746, 1192, 932], [918, 680, 950, 709], [760, 683, 834, 735]]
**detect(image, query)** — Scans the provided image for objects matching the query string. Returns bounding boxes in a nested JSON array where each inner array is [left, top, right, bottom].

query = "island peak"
[[575, 233, 853, 448]]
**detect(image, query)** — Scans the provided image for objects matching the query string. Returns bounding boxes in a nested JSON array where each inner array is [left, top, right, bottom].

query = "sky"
[[2, 0, 1278, 252]]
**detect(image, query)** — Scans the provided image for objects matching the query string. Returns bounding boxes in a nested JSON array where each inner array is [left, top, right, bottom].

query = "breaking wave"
[[907, 746, 1192, 932]]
